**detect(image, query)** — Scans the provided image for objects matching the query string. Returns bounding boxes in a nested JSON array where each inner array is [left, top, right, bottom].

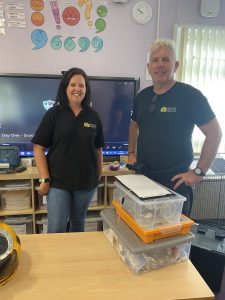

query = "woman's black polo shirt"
[[32, 106, 104, 190]]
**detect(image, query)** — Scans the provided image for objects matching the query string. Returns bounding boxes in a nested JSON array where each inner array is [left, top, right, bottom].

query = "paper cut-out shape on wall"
[[78, 0, 92, 21], [50, 0, 61, 30], [78, 37, 90, 52], [30, 0, 44, 11], [62, 7, 80, 26], [31, 29, 48, 49], [31, 12, 45, 26], [64, 37, 76, 51], [95, 18, 106, 32], [91, 36, 103, 52], [87, 20, 92, 27], [96, 5, 108, 17], [50, 35, 62, 50]]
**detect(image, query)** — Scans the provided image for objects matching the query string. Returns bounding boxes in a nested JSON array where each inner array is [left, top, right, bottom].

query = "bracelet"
[[128, 151, 135, 155]]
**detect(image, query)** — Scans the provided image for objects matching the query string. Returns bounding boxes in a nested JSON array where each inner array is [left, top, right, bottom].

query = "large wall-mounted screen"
[[0, 74, 139, 157]]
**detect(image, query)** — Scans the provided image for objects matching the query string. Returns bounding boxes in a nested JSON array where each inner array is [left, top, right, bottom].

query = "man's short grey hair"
[[149, 38, 177, 60]]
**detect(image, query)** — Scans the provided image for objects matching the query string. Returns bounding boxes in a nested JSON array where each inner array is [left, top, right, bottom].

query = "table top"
[[0, 232, 214, 300]]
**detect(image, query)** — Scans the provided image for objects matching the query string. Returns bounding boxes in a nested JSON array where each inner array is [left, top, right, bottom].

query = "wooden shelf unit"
[[0, 166, 131, 233]]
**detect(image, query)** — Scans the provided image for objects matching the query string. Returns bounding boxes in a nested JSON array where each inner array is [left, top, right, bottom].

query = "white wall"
[[1, 0, 225, 89]]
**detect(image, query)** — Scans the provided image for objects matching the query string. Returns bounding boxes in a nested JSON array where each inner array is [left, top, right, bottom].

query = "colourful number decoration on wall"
[[78, 36, 90, 52], [91, 36, 103, 52]]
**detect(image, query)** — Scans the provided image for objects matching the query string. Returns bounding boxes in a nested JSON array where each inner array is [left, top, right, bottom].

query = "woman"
[[32, 68, 104, 233]]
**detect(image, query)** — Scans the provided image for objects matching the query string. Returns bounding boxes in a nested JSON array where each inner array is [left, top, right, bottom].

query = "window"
[[174, 23, 225, 153]]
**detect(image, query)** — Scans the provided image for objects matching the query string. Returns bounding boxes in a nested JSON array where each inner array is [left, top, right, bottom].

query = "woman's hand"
[[38, 182, 50, 196]]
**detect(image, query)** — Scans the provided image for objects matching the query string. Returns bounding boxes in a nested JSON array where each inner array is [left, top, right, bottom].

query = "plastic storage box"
[[101, 208, 194, 274], [36, 216, 48, 233], [89, 183, 104, 207], [3, 215, 33, 235], [113, 179, 186, 229], [112, 200, 194, 243], [35, 187, 47, 210]]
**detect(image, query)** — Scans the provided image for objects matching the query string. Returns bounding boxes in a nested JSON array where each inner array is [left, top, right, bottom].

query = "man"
[[128, 38, 222, 216]]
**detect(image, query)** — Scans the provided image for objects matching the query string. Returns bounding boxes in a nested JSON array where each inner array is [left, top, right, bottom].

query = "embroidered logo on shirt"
[[43, 100, 54, 110], [84, 122, 96, 129], [160, 106, 176, 113]]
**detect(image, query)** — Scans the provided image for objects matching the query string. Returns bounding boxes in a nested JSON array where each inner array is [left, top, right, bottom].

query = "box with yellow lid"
[[100, 208, 195, 274], [112, 200, 194, 243], [113, 175, 186, 229]]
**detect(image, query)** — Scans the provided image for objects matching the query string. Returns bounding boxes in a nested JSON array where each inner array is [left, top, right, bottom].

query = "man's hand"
[[127, 152, 136, 164], [171, 169, 203, 190]]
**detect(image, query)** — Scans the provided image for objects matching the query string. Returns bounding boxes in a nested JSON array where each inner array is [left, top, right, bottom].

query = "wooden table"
[[0, 232, 214, 300]]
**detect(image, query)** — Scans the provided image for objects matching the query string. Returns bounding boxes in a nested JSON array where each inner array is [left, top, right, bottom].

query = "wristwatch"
[[39, 178, 51, 183], [194, 167, 205, 177]]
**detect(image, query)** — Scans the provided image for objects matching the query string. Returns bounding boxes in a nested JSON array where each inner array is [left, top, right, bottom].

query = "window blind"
[[174, 23, 225, 153]]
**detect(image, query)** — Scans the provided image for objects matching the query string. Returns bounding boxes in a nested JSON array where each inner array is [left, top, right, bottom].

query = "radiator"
[[190, 175, 225, 225]]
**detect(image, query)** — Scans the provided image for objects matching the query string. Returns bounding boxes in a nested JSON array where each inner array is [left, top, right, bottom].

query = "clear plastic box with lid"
[[113, 178, 186, 229], [101, 208, 194, 274]]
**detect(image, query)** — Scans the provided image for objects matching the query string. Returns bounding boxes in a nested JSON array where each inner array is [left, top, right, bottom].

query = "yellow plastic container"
[[112, 199, 194, 243]]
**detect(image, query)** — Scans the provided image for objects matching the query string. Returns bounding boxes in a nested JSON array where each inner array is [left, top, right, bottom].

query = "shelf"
[[88, 205, 106, 211], [0, 208, 34, 216], [0, 166, 132, 234], [35, 209, 47, 214], [86, 216, 102, 222], [0, 186, 31, 191]]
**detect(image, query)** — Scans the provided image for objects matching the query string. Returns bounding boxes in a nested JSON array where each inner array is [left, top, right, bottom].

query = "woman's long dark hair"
[[54, 67, 91, 109]]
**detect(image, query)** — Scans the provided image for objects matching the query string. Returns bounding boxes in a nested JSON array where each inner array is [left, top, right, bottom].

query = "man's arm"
[[172, 117, 222, 189], [196, 118, 222, 173], [128, 120, 139, 164]]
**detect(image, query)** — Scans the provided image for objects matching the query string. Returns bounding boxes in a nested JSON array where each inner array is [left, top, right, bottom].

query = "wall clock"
[[132, 1, 152, 25]]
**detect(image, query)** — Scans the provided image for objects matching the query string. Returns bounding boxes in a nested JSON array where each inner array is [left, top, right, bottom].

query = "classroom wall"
[[0, 0, 225, 89]]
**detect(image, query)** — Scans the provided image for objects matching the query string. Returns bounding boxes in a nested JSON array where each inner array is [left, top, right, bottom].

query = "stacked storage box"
[[100, 174, 195, 274]]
